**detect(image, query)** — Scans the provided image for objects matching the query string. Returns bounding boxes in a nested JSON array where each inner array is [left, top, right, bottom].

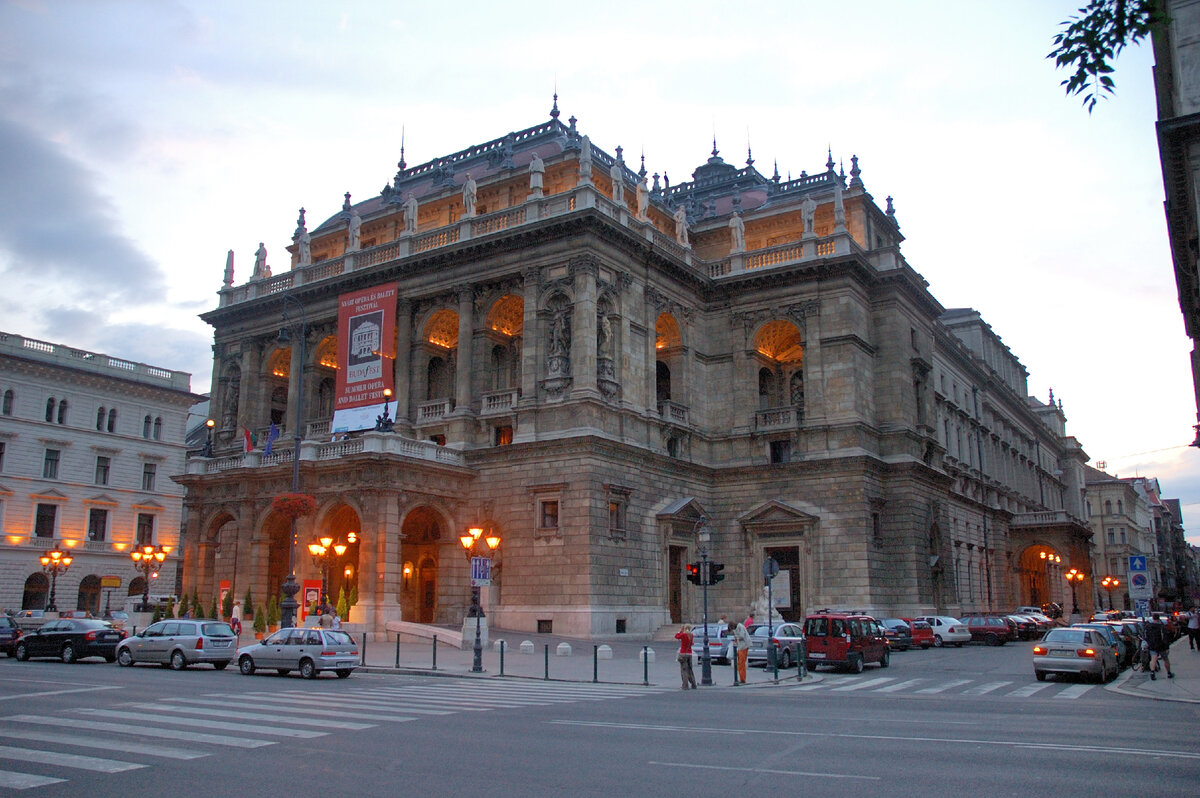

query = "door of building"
[[764, 545, 802, 622], [668, 545, 685, 623]]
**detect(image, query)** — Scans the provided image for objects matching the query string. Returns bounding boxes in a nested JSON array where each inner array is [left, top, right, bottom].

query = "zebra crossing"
[[790, 675, 1099, 699], [0, 678, 663, 790]]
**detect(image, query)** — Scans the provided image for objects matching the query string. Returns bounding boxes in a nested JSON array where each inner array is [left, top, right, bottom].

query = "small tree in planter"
[[151, 605, 163, 623], [208, 597, 218, 620], [253, 605, 267, 638], [178, 593, 190, 618], [191, 590, 201, 617], [221, 589, 234, 621], [348, 585, 358, 608], [336, 587, 349, 621], [243, 587, 254, 620], [166, 598, 176, 619], [267, 596, 280, 631]]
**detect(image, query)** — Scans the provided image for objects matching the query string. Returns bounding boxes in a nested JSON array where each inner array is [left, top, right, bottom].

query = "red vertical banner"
[[332, 283, 397, 432], [301, 580, 323, 621]]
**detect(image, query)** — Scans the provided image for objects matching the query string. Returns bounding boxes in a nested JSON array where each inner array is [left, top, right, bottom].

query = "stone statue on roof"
[[252, 242, 270, 279], [462, 173, 478, 218], [833, 180, 846, 229], [636, 176, 649, 221], [610, 158, 625, 205], [673, 206, 690, 247], [729, 212, 745, 254], [579, 136, 593, 182], [347, 207, 362, 252], [403, 194, 419, 235], [297, 228, 311, 266], [529, 152, 544, 194], [223, 250, 234, 287], [801, 194, 817, 237]]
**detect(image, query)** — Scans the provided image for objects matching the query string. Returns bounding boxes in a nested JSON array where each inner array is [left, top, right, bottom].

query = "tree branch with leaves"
[[1049, 0, 1167, 112]]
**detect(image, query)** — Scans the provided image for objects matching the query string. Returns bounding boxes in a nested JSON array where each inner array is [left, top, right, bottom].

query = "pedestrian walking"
[[728, 620, 751, 684], [1186, 609, 1199, 651], [231, 600, 243, 636], [675, 624, 698, 689], [1146, 614, 1174, 679]]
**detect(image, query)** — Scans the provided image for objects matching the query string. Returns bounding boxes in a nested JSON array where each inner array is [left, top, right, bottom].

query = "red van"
[[802, 611, 890, 673]]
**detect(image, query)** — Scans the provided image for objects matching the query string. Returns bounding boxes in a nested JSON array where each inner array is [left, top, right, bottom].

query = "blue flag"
[[264, 422, 280, 455]]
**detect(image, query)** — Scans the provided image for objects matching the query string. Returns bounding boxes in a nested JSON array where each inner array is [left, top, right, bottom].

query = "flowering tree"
[[271, 493, 318, 520]]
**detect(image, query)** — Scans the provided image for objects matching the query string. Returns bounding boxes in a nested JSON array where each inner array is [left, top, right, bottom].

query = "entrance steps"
[[385, 620, 466, 649]]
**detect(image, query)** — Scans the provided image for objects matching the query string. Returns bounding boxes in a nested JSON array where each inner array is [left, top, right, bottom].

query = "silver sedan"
[[1033, 627, 1118, 683], [236, 627, 359, 679]]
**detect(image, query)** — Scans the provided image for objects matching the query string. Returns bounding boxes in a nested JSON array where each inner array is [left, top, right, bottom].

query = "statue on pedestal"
[[252, 242, 270, 279], [462, 173, 478, 217], [403, 194, 419, 235], [529, 152, 545, 194]]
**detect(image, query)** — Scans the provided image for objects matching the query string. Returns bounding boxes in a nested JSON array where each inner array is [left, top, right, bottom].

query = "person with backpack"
[[1146, 614, 1174, 680]]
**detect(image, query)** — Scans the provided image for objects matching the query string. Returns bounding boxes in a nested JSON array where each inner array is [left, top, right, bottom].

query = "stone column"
[[570, 258, 599, 398], [180, 501, 204, 597], [350, 489, 403, 628], [394, 299, 412, 423], [236, 341, 261, 433], [645, 299, 658, 412], [519, 268, 540, 403], [454, 287, 474, 413], [286, 336, 302, 436]]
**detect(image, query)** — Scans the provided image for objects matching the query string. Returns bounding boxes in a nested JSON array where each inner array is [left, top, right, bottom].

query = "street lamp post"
[[1101, 576, 1120, 610], [307, 532, 355, 608], [130, 544, 167, 612], [459, 524, 500, 673], [277, 294, 307, 629], [375, 388, 394, 432], [696, 518, 713, 687], [1065, 568, 1084, 618], [40, 547, 73, 612], [202, 418, 215, 457]]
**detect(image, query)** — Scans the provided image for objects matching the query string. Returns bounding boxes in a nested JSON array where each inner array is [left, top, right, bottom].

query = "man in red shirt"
[[675, 624, 698, 689]]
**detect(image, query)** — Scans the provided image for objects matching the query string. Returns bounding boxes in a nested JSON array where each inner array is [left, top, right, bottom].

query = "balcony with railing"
[[657, 400, 690, 426], [417, 398, 454, 423], [187, 429, 467, 476], [480, 389, 518, 417], [755, 406, 802, 432]]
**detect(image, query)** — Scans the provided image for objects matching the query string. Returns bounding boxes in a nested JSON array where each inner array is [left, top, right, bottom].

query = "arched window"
[[491, 344, 511, 390], [45, 397, 56, 422], [427, 356, 450, 400], [96, 406, 106, 431], [1104, 500, 1112, 515], [2, 389, 13, 415], [317, 378, 335, 418], [758, 368, 776, 410], [142, 415, 152, 439], [107, 408, 117, 433], [57, 399, 68, 425], [22, 573, 49, 611], [1117, 499, 1123, 515], [656, 362, 671, 403], [153, 416, 163, 440]]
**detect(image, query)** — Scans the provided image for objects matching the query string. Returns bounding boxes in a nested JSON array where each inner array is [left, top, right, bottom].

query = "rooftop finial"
[[772, 159, 780, 183], [826, 147, 835, 172], [343, 192, 351, 211], [615, 144, 624, 163], [746, 129, 753, 167], [398, 126, 407, 171], [839, 159, 845, 180], [550, 90, 560, 120], [849, 154, 862, 187], [639, 150, 647, 178], [712, 135, 719, 159]]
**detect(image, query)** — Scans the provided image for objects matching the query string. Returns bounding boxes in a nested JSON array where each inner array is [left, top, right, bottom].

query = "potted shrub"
[[179, 593, 190, 618], [208, 597, 218, 620], [267, 596, 280, 631], [243, 587, 254, 620], [221, 589, 234, 622], [253, 605, 267, 639]]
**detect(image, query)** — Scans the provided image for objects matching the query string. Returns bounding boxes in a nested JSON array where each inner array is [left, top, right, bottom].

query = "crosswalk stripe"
[[162, 697, 423, 723], [0, 744, 143, 774], [915, 679, 973, 694], [1053, 684, 1095, 699], [831, 677, 896, 692], [789, 682, 827, 691], [236, 693, 455, 716], [130, 703, 379, 730], [0, 769, 66, 790], [961, 681, 1012, 696], [1006, 683, 1054, 698], [3, 715, 271, 749], [874, 679, 925, 693], [0, 729, 206, 760], [73, 709, 327, 739]]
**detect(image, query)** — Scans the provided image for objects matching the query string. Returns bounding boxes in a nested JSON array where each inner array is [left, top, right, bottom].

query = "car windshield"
[[324, 630, 354, 645], [202, 623, 234, 636], [1044, 629, 1090, 644]]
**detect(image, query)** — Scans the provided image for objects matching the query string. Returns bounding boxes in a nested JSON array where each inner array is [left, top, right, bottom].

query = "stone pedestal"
[[461, 615, 489, 649]]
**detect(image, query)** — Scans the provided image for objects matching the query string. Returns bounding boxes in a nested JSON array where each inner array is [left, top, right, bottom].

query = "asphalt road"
[[0, 640, 1196, 797]]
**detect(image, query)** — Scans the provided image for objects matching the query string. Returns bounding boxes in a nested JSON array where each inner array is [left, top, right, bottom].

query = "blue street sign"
[[1128, 555, 1147, 572], [471, 556, 491, 586]]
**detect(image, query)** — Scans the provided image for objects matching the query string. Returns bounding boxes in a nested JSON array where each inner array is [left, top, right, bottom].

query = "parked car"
[[1006, 615, 1040, 641], [690, 622, 734, 665], [116, 619, 237, 670], [13, 610, 46, 632], [236, 627, 359, 679], [14, 618, 125, 663], [1072, 623, 1126, 667], [802, 612, 889, 673], [878, 618, 913, 651], [1102, 621, 1140, 668], [0, 615, 21, 657], [964, 616, 1013, 645], [1033, 627, 1118, 682], [748, 622, 805, 667], [918, 615, 970, 647], [905, 619, 935, 649], [104, 610, 130, 630]]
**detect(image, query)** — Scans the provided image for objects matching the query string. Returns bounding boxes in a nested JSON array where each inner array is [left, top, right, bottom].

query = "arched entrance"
[[401, 506, 447, 624], [22, 573, 48, 610], [1017, 544, 1062, 608], [264, 512, 292, 609], [77, 574, 101, 614], [317, 503, 362, 611]]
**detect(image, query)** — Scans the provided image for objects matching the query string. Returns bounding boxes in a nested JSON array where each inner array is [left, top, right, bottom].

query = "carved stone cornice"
[[568, 254, 599, 279]]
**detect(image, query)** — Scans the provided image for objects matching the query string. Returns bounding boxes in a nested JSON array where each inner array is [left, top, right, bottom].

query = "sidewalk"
[[1106, 636, 1200, 704], [341, 627, 816, 689]]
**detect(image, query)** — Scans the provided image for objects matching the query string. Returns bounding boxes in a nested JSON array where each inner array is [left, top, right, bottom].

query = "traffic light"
[[709, 562, 725, 584], [686, 561, 702, 585]]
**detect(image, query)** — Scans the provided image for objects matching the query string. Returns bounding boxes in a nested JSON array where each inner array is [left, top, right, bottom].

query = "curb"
[[1103, 666, 1200, 704]]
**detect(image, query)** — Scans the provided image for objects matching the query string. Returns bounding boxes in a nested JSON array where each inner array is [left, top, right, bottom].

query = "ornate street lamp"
[[459, 524, 500, 673], [1065, 568, 1084, 617], [307, 531, 356, 608], [375, 388, 395, 432], [130, 544, 167, 612], [40, 546, 73, 612], [277, 293, 307, 629], [695, 517, 713, 687], [202, 418, 215, 457], [1101, 575, 1120, 610]]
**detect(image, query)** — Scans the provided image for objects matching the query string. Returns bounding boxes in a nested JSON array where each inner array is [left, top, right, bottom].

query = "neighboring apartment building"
[[176, 104, 1094, 639], [0, 332, 196, 613]]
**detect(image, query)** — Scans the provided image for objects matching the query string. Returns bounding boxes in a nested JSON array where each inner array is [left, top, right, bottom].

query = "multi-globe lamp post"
[[459, 524, 500, 673], [307, 532, 356, 607], [1065, 568, 1084, 618], [277, 293, 307, 629], [39, 546, 73, 612], [1101, 575, 1121, 610], [130, 544, 168, 612]]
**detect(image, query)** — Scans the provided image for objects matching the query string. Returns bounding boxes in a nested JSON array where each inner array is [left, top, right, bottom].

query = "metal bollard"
[[395, 636, 400, 668], [499, 640, 505, 676], [772, 642, 779, 682], [642, 645, 649, 686], [544, 644, 550, 681], [432, 634, 438, 670], [362, 632, 368, 666], [798, 639, 807, 679], [593, 644, 599, 683]]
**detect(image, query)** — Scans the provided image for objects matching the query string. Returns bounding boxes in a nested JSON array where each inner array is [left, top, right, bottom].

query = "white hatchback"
[[918, 615, 971, 647]]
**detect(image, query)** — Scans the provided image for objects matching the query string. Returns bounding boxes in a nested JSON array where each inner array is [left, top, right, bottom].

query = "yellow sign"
[[100, 575, 121, 588]]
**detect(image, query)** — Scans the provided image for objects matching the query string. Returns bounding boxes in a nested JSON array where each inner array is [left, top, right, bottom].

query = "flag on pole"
[[242, 427, 253, 453], [264, 422, 280, 455]]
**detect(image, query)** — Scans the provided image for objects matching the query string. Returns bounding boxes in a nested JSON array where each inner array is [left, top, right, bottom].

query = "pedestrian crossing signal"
[[686, 562, 702, 585], [709, 562, 725, 584]]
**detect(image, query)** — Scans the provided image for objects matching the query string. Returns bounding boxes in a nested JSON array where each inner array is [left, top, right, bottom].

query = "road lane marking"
[[914, 679, 972, 694], [1006, 683, 1054, 698], [0, 686, 123, 702], [961, 681, 1012, 696], [874, 679, 925, 693], [831, 677, 895, 692], [1053, 684, 1095, 699], [74, 708, 327, 738], [233, 692, 453, 716], [0, 769, 66, 789], [0, 744, 143, 773], [130, 702, 377, 730], [0, 729, 205, 760], [160, 697, 420, 723], [3, 715, 272, 748], [650, 761, 879, 781], [549, 721, 1200, 760]]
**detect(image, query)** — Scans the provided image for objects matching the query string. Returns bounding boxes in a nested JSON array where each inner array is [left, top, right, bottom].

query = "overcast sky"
[[3, 0, 1198, 545]]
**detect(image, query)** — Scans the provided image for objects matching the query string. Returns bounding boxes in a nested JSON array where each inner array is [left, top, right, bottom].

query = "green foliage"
[[191, 590, 201, 616], [178, 593, 189, 617], [243, 587, 254, 618], [151, 605, 163, 623], [1048, 0, 1166, 112], [348, 586, 358, 607], [336, 587, 348, 620], [208, 597, 218, 620], [253, 605, 267, 634], [165, 598, 175, 619], [267, 596, 280, 626], [221, 589, 234, 619]]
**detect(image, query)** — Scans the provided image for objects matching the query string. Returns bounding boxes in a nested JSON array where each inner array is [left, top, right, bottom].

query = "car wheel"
[[336, 669, 352, 679], [779, 649, 792, 669], [213, 661, 229, 671], [1035, 670, 1046, 682], [117, 648, 134, 667], [933, 635, 944, 648], [985, 633, 999, 646], [61, 643, 76, 664], [879, 650, 890, 668], [169, 650, 188, 671], [238, 655, 256, 675], [299, 658, 317, 679], [15, 643, 29, 662], [848, 654, 864, 674]]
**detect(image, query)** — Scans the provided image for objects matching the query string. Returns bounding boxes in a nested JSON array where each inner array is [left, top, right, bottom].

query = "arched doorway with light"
[[76, 574, 101, 614], [400, 505, 449, 624], [309, 502, 362, 613], [22, 573, 48, 610]]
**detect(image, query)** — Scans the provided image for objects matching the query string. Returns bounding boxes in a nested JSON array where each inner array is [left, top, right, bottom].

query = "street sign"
[[471, 556, 491, 587], [763, 557, 780, 580], [1128, 555, 1147, 572], [100, 575, 121, 588], [1129, 571, 1152, 600]]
